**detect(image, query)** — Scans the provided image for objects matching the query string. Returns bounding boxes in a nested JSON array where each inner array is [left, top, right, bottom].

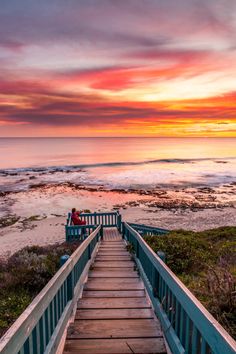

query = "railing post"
[[116, 211, 122, 232], [136, 240, 139, 258], [88, 243, 91, 259], [100, 225, 104, 240], [152, 267, 159, 298], [67, 271, 74, 301], [94, 212, 97, 226], [122, 222, 125, 239]]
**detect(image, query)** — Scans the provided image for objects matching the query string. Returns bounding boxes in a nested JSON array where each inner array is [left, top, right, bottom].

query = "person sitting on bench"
[[71, 208, 86, 225]]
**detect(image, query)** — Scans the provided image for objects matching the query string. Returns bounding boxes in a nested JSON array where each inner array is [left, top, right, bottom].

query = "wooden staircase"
[[63, 228, 167, 354]]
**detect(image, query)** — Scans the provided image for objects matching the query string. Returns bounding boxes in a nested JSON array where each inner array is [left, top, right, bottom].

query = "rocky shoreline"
[[0, 180, 235, 258]]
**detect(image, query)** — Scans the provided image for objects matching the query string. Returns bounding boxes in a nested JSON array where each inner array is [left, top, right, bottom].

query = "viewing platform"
[[0, 211, 235, 354]]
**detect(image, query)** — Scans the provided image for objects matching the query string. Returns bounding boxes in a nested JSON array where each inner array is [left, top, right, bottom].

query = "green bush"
[[144, 226, 236, 338], [144, 231, 212, 274], [0, 241, 81, 337]]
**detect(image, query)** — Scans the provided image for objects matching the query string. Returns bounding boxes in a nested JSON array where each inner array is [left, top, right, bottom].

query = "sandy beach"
[[0, 182, 235, 258]]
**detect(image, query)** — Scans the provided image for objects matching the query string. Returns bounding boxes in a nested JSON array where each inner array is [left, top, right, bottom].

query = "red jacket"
[[71, 212, 86, 225]]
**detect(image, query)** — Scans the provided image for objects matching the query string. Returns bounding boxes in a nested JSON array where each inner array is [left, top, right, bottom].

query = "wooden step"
[[99, 246, 126, 249], [75, 308, 154, 320], [93, 261, 134, 268], [82, 290, 146, 298], [64, 338, 167, 354], [63, 228, 167, 354], [78, 297, 150, 309], [95, 257, 132, 261], [84, 278, 144, 291], [67, 319, 162, 339], [90, 265, 137, 277], [88, 271, 138, 278], [97, 252, 128, 255]]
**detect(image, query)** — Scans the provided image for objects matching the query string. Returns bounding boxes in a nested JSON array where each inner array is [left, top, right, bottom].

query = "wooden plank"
[[97, 250, 127, 252], [63, 338, 167, 354], [97, 252, 129, 256], [99, 245, 125, 248], [99, 245, 126, 248], [67, 319, 162, 339], [93, 261, 134, 268], [95, 257, 132, 261], [91, 267, 135, 273], [88, 271, 138, 278], [99, 246, 127, 252], [82, 290, 146, 298], [75, 308, 154, 320], [78, 297, 150, 309], [101, 241, 123, 244], [84, 278, 144, 291], [96, 251, 131, 258], [97, 251, 130, 257]]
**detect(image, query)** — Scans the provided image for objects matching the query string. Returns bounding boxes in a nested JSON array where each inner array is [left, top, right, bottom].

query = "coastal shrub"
[[144, 231, 212, 274], [144, 226, 236, 338], [0, 289, 31, 338], [0, 241, 81, 337]]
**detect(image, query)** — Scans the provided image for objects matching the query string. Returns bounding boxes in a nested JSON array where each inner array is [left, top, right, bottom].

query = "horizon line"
[[0, 136, 235, 139]]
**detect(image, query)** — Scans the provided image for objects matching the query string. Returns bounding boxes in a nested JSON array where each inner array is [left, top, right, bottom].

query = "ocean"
[[0, 137, 235, 191]]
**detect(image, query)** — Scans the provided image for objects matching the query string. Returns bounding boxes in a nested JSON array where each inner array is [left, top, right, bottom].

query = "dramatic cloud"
[[0, 0, 235, 136]]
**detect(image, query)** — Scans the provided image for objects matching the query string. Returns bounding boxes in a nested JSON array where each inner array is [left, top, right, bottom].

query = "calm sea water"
[[0, 137, 235, 190]]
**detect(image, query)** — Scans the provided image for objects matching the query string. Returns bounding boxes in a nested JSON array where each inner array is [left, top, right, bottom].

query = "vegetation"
[[144, 226, 236, 339], [0, 242, 80, 338], [0, 215, 20, 228]]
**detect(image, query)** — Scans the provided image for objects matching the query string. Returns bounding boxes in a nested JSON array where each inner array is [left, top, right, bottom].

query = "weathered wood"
[[63, 227, 167, 354], [75, 308, 154, 319], [95, 257, 132, 261], [67, 319, 162, 339], [99, 246, 126, 249], [64, 338, 167, 354], [97, 251, 129, 256], [88, 271, 138, 278], [84, 278, 144, 291], [82, 290, 146, 298], [93, 261, 134, 268], [90, 266, 137, 277], [78, 297, 150, 309]]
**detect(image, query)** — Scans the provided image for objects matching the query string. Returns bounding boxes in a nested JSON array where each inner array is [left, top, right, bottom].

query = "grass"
[[144, 226, 236, 339], [0, 241, 81, 338]]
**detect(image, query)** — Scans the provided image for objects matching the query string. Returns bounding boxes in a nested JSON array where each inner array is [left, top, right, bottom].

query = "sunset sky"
[[0, 0, 236, 137]]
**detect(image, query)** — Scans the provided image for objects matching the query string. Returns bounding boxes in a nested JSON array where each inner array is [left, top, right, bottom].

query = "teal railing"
[[65, 224, 97, 242], [128, 222, 169, 236], [0, 225, 102, 354], [123, 222, 236, 354], [65, 211, 121, 241]]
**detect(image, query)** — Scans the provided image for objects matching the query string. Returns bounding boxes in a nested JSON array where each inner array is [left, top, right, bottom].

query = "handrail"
[[0, 225, 102, 354], [123, 222, 236, 354], [65, 224, 97, 242], [128, 222, 169, 235], [65, 211, 122, 241]]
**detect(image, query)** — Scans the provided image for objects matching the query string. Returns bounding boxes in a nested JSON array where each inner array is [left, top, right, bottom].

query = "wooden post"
[[67, 271, 73, 301], [100, 225, 104, 240], [88, 243, 91, 259]]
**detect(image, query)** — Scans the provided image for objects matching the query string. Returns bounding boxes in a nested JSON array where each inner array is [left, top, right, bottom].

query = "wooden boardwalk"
[[63, 228, 167, 354]]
